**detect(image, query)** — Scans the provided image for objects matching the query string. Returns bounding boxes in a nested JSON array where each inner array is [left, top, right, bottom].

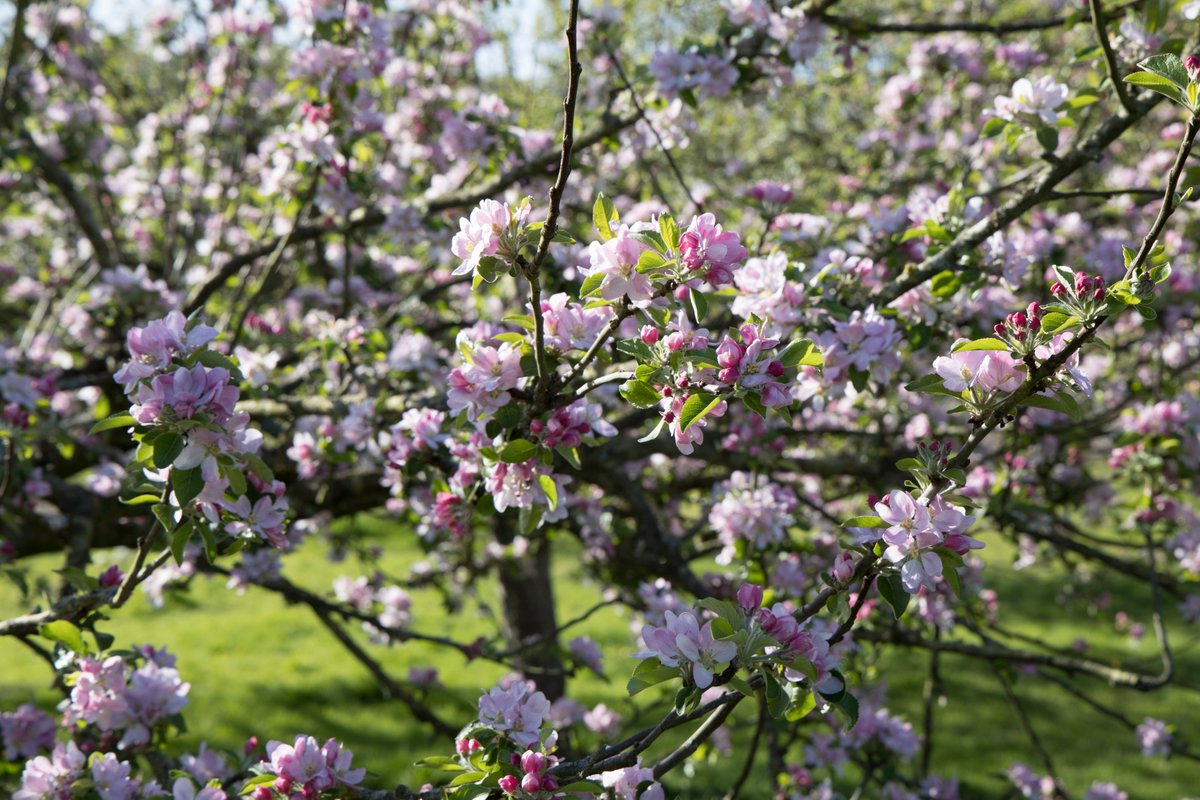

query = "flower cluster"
[[679, 212, 749, 287], [1, 705, 56, 762], [64, 652, 190, 748], [498, 749, 560, 796], [450, 198, 533, 280], [932, 344, 1023, 396], [477, 680, 552, 749], [815, 306, 903, 392], [872, 491, 983, 593], [1050, 269, 1107, 319], [635, 610, 738, 688], [112, 312, 289, 548], [709, 472, 798, 563], [715, 324, 789, 406], [250, 735, 364, 799]]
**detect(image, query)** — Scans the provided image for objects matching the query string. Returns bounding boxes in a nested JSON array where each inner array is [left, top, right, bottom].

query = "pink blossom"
[[679, 213, 747, 286], [635, 610, 737, 688]]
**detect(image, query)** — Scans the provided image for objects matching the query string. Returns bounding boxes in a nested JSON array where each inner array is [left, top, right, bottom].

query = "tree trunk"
[[493, 515, 565, 700]]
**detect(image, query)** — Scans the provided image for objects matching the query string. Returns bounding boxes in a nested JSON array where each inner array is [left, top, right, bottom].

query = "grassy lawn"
[[2, 515, 1197, 797]]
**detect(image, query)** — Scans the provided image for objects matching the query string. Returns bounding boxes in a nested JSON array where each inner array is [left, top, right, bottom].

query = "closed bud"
[[498, 775, 519, 794], [521, 773, 542, 794], [1051, 282, 1067, 297], [520, 751, 547, 775], [756, 607, 779, 633], [993, 323, 1006, 336], [737, 583, 764, 612], [252, 789, 272, 800], [1187, 54, 1200, 82], [274, 778, 292, 795], [542, 776, 559, 792], [640, 325, 660, 345], [766, 359, 785, 378]]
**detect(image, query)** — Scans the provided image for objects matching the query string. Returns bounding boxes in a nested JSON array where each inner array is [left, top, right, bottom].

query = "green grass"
[[2, 516, 1198, 797]]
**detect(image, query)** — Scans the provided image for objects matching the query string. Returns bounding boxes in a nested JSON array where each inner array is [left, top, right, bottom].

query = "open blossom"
[[114, 310, 218, 388], [933, 344, 1023, 395], [541, 292, 614, 351], [679, 213, 748, 286], [816, 305, 902, 389], [172, 777, 227, 800], [598, 759, 665, 800], [15, 741, 86, 800], [447, 341, 523, 422], [1, 705, 56, 760], [477, 680, 552, 748], [450, 198, 528, 276], [265, 735, 364, 793], [635, 610, 738, 688], [1135, 717, 1171, 757], [710, 471, 797, 563], [992, 76, 1068, 125], [587, 225, 653, 305]]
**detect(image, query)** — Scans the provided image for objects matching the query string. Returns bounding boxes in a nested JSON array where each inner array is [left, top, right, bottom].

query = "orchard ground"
[[2, 516, 1196, 798]]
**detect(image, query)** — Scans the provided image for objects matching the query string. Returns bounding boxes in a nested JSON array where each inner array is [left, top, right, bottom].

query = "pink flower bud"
[[718, 367, 741, 384], [529, 419, 544, 434], [766, 360, 785, 378], [1027, 301, 1041, 318], [520, 751, 547, 775], [542, 776, 559, 791], [640, 325, 660, 345], [737, 583, 764, 611], [1187, 54, 1200, 82], [252, 788, 272, 800], [98, 565, 124, 588], [498, 775, 519, 794], [716, 338, 746, 369], [509, 753, 521, 766], [455, 739, 471, 756], [244, 736, 259, 754], [756, 608, 779, 633], [521, 773, 542, 793], [1051, 282, 1067, 298], [274, 777, 292, 795], [832, 552, 855, 583]]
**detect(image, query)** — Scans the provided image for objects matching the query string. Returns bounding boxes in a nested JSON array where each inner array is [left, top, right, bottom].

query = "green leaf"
[[579, 270, 606, 298], [627, 657, 679, 696], [538, 474, 557, 511], [152, 503, 178, 534], [153, 433, 186, 469], [40, 620, 88, 655], [764, 672, 789, 719], [448, 772, 487, 787], [786, 687, 818, 722], [980, 117, 1008, 138], [554, 445, 581, 470], [1123, 71, 1184, 103], [1020, 392, 1083, 421], [689, 289, 709, 323], [498, 439, 538, 463], [895, 458, 923, 472], [636, 249, 667, 272], [593, 193, 619, 241], [777, 338, 815, 368], [171, 467, 204, 507], [841, 515, 887, 528], [1137, 53, 1190, 90], [502, 314, 536, 331], [679, 392, 721, 431], [930, 270, 962, 298], [659, 214, 680, 249], [831, 691, 859, 727], [89, 413, 136, 435], [620, 379, 661, 409], [951, 337, 1009, 353], [631, 230, 668, 253], [171, 520, 195, 565], [905, 374, 957, 398], [242, 454, 274, 483], [877, 574, 911, 619], [1035, 125, 1058, 152], [240, 775, 278, 794], [193, 350, 244, 381]]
